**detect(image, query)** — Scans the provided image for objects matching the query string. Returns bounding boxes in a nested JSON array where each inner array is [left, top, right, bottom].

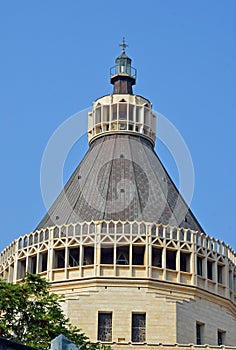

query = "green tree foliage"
[[0, 273, 110, 350]]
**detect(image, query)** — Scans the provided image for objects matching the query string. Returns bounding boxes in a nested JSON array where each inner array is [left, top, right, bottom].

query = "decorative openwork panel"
[[98, 312, 112, 342], [88, 95, 156, 145], [0, 220, 236, 303], [132, 313, 146, 342]]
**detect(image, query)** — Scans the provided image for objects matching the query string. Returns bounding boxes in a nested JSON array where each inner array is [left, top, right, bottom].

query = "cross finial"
[[119, 37, 128, 54]]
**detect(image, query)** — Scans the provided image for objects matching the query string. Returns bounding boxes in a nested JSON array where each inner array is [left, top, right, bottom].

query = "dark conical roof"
[[36, 134, 204, 232]]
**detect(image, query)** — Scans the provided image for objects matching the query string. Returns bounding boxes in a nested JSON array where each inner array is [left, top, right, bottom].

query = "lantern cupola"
[[110, 37, 136, 94], [88, 39, 156, 145]]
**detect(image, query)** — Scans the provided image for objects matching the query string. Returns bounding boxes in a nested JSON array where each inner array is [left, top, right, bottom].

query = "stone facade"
[[1, 222, 235, 347], [0, 46, 236, 349]]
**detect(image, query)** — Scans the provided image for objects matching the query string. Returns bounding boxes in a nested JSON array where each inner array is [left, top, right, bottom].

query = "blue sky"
[[0, 1, 235, 252]]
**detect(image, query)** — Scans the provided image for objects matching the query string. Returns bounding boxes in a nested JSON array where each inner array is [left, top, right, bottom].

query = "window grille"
[[132, 313, 146, 342], [98, 312, 112, 342]]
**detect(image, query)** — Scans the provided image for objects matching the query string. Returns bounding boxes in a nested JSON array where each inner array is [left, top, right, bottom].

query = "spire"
[[119, 37, 128, 54], [110, 38, 136, 94]]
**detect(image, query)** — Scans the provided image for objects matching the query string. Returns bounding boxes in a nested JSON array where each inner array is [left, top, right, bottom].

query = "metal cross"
[[119, 37, 128, 54]]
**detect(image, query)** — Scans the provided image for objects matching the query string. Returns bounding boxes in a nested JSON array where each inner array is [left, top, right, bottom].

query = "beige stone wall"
[[54, 280, 236, 348], [63, 285, 177, 344], [177, 296, 236, 346], [1, 222, 236, 348]]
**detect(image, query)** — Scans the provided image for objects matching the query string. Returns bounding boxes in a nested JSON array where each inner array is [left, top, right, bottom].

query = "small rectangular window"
[[40, 252, 48, 272], [217, 264, 223, 284], [197, 256, 203, 276], [103, 105, 109, 122], [180, 252, 190, 272], [132, 313, 146, 343], [112, 104, 117, 120], [144, 107, 150, 125], [128, 124, 133, 131], [119, 103, 127, 120], [152, 247, 162, 267], [207, 260, 213, 280], [83, 246, 94, 265], [229, 270, 233, 289], [132, 246, 145, 265], [98, 312, 112, 342], [29, 255, 37, 274], [196, 322, 204, 345], [101, 247, 113, 264], [9, 264, 14, 283], [55, 249, 65, 269], [129, 105, 134, 121], [95, 106, 101, 124], [218, 330, 225, 345], [166, 250, 176, 270], [69, 247, 80, 267], [136, 106, 142, 123], [116, 246, 129, 265], [17, 259, 26, 279]]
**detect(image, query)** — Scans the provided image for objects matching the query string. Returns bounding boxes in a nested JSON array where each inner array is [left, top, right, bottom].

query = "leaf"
[[0, 274, 106, 350]]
